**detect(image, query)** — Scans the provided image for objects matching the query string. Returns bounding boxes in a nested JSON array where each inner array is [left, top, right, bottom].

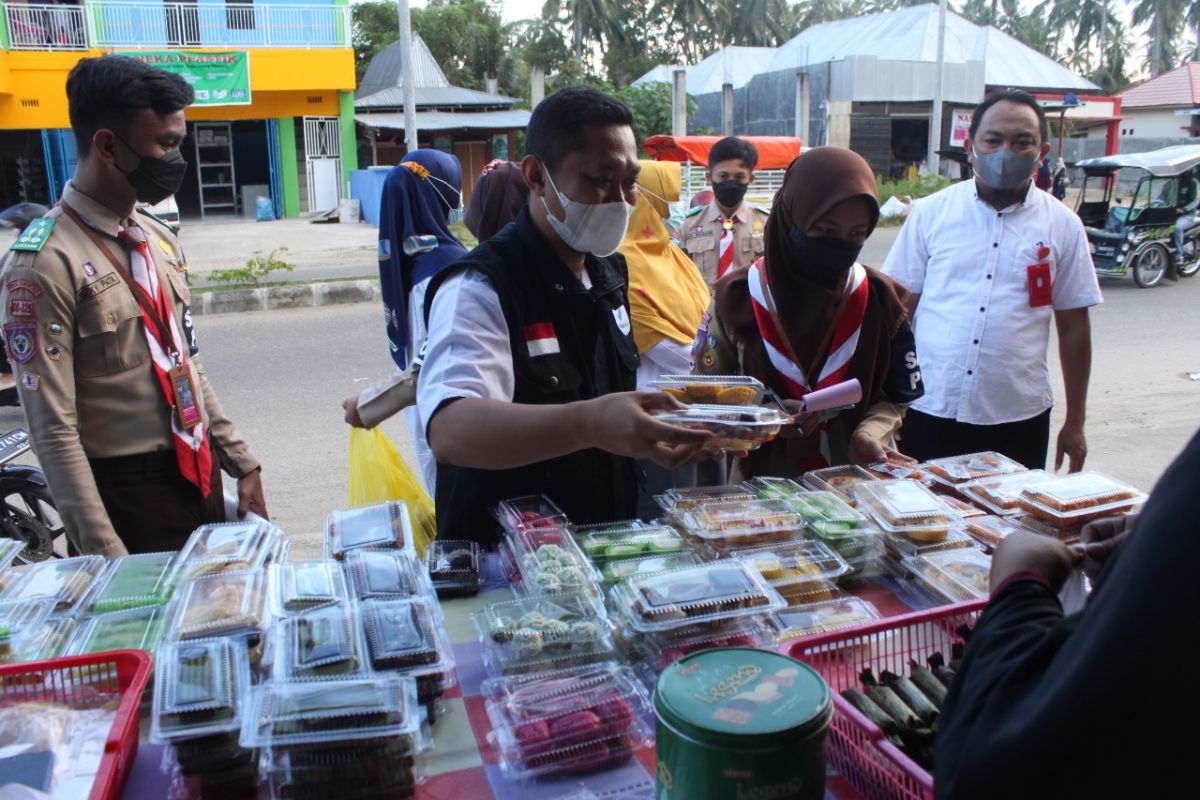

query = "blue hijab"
[[378, 149, 467, 368]]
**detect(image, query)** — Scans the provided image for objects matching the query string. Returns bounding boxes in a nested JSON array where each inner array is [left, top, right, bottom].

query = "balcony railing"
[[2, 2, 351, 51]]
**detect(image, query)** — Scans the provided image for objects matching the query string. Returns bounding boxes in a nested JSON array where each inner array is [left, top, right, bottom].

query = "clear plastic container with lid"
[[167, 568, 267, 641], [596, 551, 702, 587], [770, 596, 882, 641], [903, 548, 993, 603], [1, 554, 104, 612], [261, 747, 420, 800], [788, 490, 871, 535], [1016, 513, 1084, 541], [743, 475, 809, 503], [679, 498, 804, 553], [508, 529, 600, 601], [0, 597, 54, 664], [152, 638, 251, 743], [800, 464, 879, 506], [81, 551, 177, 614], [494, 494, 571, 535], [67, 605, 167, 655], [610, 560, 786, 634], [856, 480, 961, 540], [362, 598, 458, 705], [0, 539, 25, 572], [1017, 471, 1147, 525], [733, 541, 851, 589], [240, 674, 423, 749], [936, 493, 988, 519], [275, 604, 366, 681], [269, 560, 349, 616], [475, 593, 614, 677], [325, 501, 416, 560], [482, 664, 653, 781], [424, 539, 483, 597], [923, 451, 1026, 485], [960, 469, 1051, 516], [5, 616, 74, 664], [651, 404, 789, 452], [171, 521, 280, 582], [964, 515, 1033, 549], [655, 485, 758, 521], [647, 374, 765, 406], [882, 527, 977, 560], [345, 549, 433, 604], [633, 617, 776, 672], [573, 523, 686, 564]]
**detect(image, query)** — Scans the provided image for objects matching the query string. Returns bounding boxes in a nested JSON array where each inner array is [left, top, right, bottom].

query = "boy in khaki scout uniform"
[[680, 136, 769, 288], [0, 56, 267, 558]]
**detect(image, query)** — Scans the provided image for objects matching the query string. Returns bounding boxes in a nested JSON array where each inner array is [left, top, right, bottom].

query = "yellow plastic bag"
[[348, 427, 436, 557]]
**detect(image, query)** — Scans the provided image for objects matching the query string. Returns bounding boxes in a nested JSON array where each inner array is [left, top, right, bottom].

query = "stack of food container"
[[1012, 471, 1146, 541]]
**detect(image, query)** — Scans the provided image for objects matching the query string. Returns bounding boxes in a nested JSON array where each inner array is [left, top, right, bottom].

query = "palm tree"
[[652, 0, 720, 62], [724, 0, 797, 46], [541, 0, 622, 61], [1132, 0, 1186, 75]]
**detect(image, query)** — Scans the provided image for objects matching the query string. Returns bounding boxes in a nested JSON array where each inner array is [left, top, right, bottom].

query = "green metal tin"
[[655, 647, 832, 800]]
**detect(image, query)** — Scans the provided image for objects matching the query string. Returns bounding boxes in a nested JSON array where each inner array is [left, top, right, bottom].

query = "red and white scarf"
[[119, 222, 213, 497]]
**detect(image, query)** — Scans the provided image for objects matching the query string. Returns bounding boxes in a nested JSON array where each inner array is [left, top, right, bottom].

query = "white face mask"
[[541, 166, 634, 257]]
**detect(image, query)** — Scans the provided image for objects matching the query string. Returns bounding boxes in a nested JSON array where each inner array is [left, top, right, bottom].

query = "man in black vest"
[[419, 87, 710, 544]]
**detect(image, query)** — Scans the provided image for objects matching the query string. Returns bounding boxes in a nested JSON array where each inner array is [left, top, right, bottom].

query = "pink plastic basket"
[[785, 600, 988, 800]]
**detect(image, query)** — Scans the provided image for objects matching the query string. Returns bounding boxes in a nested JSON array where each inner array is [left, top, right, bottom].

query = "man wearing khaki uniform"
[[0, 56, 267, 557], [679, 136, 769, 287]]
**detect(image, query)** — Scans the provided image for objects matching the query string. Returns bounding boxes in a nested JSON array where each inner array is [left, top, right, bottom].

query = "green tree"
[[723, 0, 800, 46], [351, 0, 400, 82], [412, 0, 512, 90], [613, 81, 696, 147], [1132, 0, 1185, 74]]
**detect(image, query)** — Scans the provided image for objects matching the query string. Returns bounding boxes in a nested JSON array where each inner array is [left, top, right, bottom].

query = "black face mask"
[[115, 135, 188, 205], [787, 229, 863, 286], [712, 179, 749, 209]]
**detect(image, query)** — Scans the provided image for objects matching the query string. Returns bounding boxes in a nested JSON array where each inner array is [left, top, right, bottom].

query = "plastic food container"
[[240, 675, 423, 750], [856, 481, 961, 542], [936, 493, 987, 519], [495, 495, 571, 535], [152, 638, 251, 743], [652, 404, 789, 452], [362, 598, 457, 710], [483, 664, 653, 781], [67, 605, 167, 656], [474, 593, 614, 677], [262, 746, 419, 800], [424, 539, 483, 597], [958, 469, 1050, 516], [770, 597, 881, 642], [82, 552, 178, 614], [275, 604, 366, 681], [1, 554, 105, 612], [596, 551, 703, 587], [1017, 471, 1147, 526], [269, 561, 349, 616], [170, 521, 281, 583], [0, 539, 26, 572], [1016, 513, 1084, 542], [611, 560, 786, 634], [800, 465, 879, 506], [744, 476, 811, 503], [325, 501, 416, 560], [648, 374, 765, 406], [574, 523, 686, 564], [5, 615, 74, 664], [963, 515, 1033, 549], [655, 649, 832, 800], [633, 617, 776, 673], [679, 499, 805, 553], [882, 528, 977, 560], [734, 541, 851, 590], [923, 451, 1026, 484], [903, 548, 993, 604], [168, 569, 267, 642], [655, 486, 758, 521], [345, 549, 433, 603], [509, 530, 600, 601]]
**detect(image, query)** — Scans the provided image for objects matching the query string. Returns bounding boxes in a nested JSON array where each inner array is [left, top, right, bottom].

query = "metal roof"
[[633, 48, 776, 94], [356, 85, 517, 110], [770, 4, 1097, 93], [357, 34, 450, 99], [1119, 62, 1200, 109], [1076, 144, 1200, 176], [633, 64, 681, 86], [355, 109, 532, 132]]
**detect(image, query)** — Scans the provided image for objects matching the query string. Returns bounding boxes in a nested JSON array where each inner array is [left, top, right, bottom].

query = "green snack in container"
[[89, 552, 177, 613], [655, 648, 832, 800], [71, 606, 166, 655]]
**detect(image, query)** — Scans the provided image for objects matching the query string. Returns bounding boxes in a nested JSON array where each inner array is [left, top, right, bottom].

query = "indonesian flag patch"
[[524, 322, 560, 357]]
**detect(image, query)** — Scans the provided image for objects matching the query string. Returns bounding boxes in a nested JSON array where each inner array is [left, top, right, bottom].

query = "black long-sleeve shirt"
[[934, 431, 1200, 799]]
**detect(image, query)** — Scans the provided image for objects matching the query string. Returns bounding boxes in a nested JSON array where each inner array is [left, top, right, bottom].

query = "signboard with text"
[[119, 51, 251, 107], [950, 110, 973, 147]]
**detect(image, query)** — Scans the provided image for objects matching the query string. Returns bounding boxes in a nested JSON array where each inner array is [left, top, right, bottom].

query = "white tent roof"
[[633, 64, 680, 86], [770, 3, 1097, 93], [632, 47, 777, 94]]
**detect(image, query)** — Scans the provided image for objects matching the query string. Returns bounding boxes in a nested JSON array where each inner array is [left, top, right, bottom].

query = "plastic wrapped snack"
[[734, 541, 851, 590], [856, 480, 960, 542], [82, 551, 177, 614], [152, 638, 251, 742], [651, 404, 788, 452], [0, 539, 25, 572], [800, 465, 879, 506], [325, 501, 416, 560], [475, 593, 614, 676], [882, 528, 977, 560], [483, 665, 653, 781], [770, 596, 881, 641], [936, 493, 987, 519], [171, 521, 281, 582], [509, 530, 600, 601], [612, 560, 786, 633], [654, 486, 758, 520], [1, 554, 104, 612], [0, 598, 54, 662], [345, 549, 433, 604], [5, 615, 74, 664], [169, 569, 266, 641], [964, 515, 1033, 549], [648, 374, 764, 406], [1018, 471, 1146, 525], [1016, 513, 1084, 542], [679, 498, 804, 553], [270, 561, 350, 616], [362, 598, 457, 707], [923, 451, 1026, 484], [495, 495, 571, 535], [277, 604, 366, 681], [904, 548, 993, 603], [574, 524, 686, 564], [866, 461, 925, 481], [634, 618, 776, 672], [597, 552, 702, 587], [240, 675, 422, 750], [67, 605, 167, 655], [424, 539, 483, 597], [960, 469, 1050, 516]]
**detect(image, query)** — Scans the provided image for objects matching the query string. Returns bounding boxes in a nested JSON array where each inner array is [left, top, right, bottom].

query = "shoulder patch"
[[10, 218, 55, 253], [684, 206, 704, 218]]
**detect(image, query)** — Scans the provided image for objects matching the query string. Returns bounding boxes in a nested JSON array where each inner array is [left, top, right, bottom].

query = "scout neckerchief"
[[717, 216, 738, 279], [747, 257, 870, 464], [61, 203, 213, 498]]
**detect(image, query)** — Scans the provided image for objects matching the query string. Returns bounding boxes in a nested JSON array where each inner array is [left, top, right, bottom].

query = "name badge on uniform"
[[612, 305, 632, 336], [168, 363, 203, 430]]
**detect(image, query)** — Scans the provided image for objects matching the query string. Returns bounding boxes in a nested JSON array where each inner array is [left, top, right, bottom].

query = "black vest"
[[424, 208, 641, 545]]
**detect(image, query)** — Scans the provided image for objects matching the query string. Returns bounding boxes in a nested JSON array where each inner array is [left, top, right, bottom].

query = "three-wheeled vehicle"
[[1075, 144, 1200, 287]]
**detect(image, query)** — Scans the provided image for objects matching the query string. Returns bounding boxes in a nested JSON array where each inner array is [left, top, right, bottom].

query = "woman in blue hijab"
[[343, 149, 467, 492]]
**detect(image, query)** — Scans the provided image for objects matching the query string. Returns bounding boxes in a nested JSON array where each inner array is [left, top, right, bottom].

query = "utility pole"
[[398, 0, 419, 153], [928, 0, 947, 175]]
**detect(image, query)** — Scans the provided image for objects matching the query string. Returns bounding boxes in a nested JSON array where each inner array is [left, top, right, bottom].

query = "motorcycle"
[[0, 428, 64, 562]]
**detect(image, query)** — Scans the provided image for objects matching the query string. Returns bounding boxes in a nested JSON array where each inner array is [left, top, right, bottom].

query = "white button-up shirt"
[[883, 180, 1103, 426]]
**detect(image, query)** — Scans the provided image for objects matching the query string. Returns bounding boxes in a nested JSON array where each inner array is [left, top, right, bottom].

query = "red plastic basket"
[[0, 649, 152, 800], [785, 601, 988, 800]]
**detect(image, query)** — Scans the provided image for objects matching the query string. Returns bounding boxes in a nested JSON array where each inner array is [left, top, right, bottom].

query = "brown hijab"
[[464, 160, 530, 242]]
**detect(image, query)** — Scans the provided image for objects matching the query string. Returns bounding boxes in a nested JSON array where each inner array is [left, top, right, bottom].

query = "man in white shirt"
[[883, 89, 1102, 471]]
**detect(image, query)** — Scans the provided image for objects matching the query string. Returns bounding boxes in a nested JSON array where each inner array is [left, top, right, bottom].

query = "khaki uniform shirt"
[[679, 200, 769, 287], [0, 182, 259, 557]]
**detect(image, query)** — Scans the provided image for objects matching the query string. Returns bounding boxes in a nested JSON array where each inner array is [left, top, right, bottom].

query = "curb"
[[191, 279, 380, 316]]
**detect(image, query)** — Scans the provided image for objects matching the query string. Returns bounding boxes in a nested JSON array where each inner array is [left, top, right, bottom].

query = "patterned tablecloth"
[[122, 555, 947, 800]]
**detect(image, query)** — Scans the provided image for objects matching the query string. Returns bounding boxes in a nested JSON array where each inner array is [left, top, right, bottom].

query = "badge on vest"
[[523, 323, 560, 357], [3, 323, 38, 364], [612, 305, 632, 336], [10, 219, 54, 252]]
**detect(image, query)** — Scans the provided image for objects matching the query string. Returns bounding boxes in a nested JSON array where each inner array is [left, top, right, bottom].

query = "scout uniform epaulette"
[[9, 218, 55, 253]]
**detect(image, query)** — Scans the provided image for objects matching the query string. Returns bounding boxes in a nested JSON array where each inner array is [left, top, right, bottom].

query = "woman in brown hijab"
[[697, 147, 924, 478], [464, 160, 529, 242]]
